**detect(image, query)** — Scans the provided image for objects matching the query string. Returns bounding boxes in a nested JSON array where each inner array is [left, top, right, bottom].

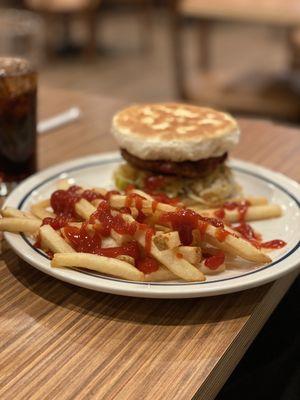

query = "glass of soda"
[[0, 57, 37, 195]]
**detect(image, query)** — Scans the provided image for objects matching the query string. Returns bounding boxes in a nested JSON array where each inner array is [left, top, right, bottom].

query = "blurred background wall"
[[1, 0, 300, 123]]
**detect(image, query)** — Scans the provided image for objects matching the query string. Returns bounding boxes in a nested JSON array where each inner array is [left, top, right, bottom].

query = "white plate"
[[3, 152, 300, 298]]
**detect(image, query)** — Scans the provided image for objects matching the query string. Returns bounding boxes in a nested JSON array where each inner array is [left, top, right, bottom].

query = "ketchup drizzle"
[[62, 223, 158, 272], [42, 216, 71, 230], [159, 209, 228, 245], [89, 201, 138, 236], [50, 185, 104, 218], [137, 257, 159, 273], [215, 228, 230, 242], [145, 229, 154, 254], [144, 175, 166, 191], [37, 184, 287, 277], [261, 239, 286, 249], [151, 193, 180, 206], [203, 252, 225, 270], [214, 200, 250, 222]]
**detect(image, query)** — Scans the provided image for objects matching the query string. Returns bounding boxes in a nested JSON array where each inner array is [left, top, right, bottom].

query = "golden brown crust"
[[112, 103, 240, 161], [113, 103, 237, 141]]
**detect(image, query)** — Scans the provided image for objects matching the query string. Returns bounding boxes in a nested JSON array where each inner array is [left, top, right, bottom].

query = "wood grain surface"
[[0, 86, 299, 400], [180, 0, 300, 26]]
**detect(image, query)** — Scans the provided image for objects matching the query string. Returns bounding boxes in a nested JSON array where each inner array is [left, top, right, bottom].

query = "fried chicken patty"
[[121, 149, 228, 178]]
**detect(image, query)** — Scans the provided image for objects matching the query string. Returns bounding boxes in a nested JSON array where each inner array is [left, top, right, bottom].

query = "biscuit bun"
[[112, 103, 240, 162]]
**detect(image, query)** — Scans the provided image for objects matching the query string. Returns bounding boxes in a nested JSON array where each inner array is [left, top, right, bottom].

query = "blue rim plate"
[[3, 152, 300, 298]]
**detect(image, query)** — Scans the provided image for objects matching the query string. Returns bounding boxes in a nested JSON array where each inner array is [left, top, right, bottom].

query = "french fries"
[[145, 266, 177, 282], [200, 260, 226, 275], [177, 246, 202, 266], [1, 207, 38, 219], [109, 194, 175, 213], [204, 226, 271, 263], [0, 182, 285, 283], [112, 196, 271, 263], [153, 231, 181, 250], [199, 204, 282, 223], [57, 178, 72, 190], [40, 225, 75, 253], [130, 189, 154, 201], [191, 196, 268, 211], [31, 199, 54, 219], [0, 218, 41, 233], [234, 196, 268, 206], [151, 245, 205, 281], [119, 211, 205, 281], [75, 199, 96, 220], [52, 253, 145, 281]]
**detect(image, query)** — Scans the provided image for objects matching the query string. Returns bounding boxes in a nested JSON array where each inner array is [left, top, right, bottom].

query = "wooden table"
[[0, 87, 299, 400], [180, 0, 300, 26], [172, 0, 300, 121]]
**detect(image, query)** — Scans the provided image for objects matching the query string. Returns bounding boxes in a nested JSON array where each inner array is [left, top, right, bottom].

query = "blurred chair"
[[290, 29, 300, 70], [288, 28, 300, 92], [102, 0, 154, 51], [0, 9, 45, 67], [24, 0, 101, 59], [169, 0, 300, 122]]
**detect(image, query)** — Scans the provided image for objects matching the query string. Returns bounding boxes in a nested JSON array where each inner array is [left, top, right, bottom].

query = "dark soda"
[[0, 57, 37, 182]]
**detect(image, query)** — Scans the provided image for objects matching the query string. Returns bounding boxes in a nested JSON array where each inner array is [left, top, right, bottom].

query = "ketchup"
[[42, 216, 71, 230], [63, 223, 158, 273], [50, 188, 79, 217], [34, 234, 54, 259], [40, 183, 287, 279], [214, 200, 250, 222], [152, 200, 159, 212], [234, 222, 286, 250], [46, 250, 54, 259], [214, 208, 225, 219], [137, 256, 159, 273], [135, 196, 144, 211], [204, 252, 225, 270], [125, 181, 180, 206], [127, 194, 147, 222], [81, 189, 102, 203], [159, 209, 199, 245], [120, 207, 131, 214], [34, 234, 41, 249], [104, 190, 120, 200], [261, 240, 286, 249], [125, 184, 135, 194], [234, 222, 261, 242], [89, 201, 138, 237], [63, 225, 102, 253], [97, 241, 141, 259], [151, 193, 180, 206], [224, 200, 250, 221], [212, 199, 286, 250], [159, 209, 227, 245], [136, 209, 147, 223], [144, 176, 165, 191], [215, 228, 230, 242], [125, 192, 144, 208], [198, 220, 208, 240], [50, 186, 103, 218], [202, 217, 224, 228], [145, 228, 154, 254]]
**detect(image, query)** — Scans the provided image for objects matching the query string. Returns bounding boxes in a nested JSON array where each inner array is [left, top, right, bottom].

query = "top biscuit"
[[112, 103, 240, 161]]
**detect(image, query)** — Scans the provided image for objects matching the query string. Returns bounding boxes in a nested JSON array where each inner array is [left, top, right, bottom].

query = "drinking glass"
[[0, 9, 45, 67], [0, 57, 37, 197]]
